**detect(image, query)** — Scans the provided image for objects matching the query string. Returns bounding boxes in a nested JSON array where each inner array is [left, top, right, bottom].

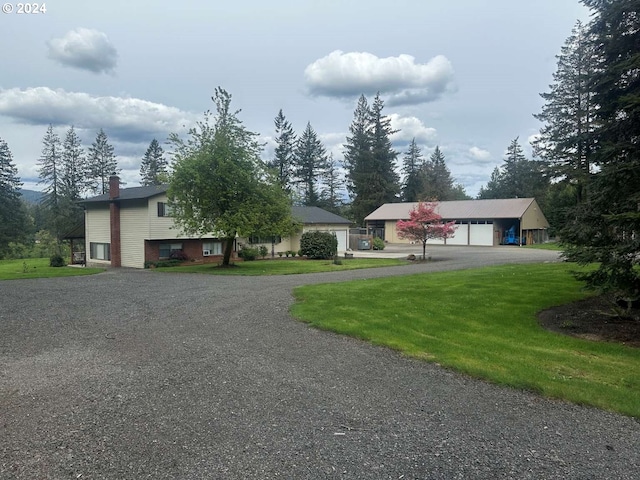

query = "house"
[[245, 205, 353, 255], [365, 198, 549, 246], [81, 176, 352, 268]]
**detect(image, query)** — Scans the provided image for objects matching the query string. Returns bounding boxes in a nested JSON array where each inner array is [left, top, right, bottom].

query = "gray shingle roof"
[[365, 198, 538, 221], [292, 206, 352, 225], [81, 184, 169, 203]]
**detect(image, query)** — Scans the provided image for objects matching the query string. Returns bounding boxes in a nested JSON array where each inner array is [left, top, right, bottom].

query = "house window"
[[203, 241, 222, 256], [249, 235, 281, 244], [159, 242, 182, 259], [89, 242, 110, 261], [157, 202, 172, 217]]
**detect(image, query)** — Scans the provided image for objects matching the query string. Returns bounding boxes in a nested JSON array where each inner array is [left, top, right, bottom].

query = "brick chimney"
[[109, 175, 121, 267]]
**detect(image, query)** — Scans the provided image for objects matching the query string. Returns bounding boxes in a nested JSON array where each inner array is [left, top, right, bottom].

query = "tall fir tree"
[[533, 20, 597, 204], [268, 109, 296, 191], [61, 126, 87, 200], [319, 153, 344, 214], [422, 146, 454, 201], [293, 122, 328, 206], [0, 137, 27, 257], [38, 124, 63, 211], [140, 138, 168, 186], [345, 94, 399, 225], [88, 129, 118, 194], [401, 138, 425, 201], [344, 94, 373, 225], [561, 0, 640, 307]]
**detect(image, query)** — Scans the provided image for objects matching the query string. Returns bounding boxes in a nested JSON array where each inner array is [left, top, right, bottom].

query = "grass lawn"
[[156, 258, 407, 275], [291, 262, 640, 418], [0, 258, 104, 280], [525, 242, 563, 251]]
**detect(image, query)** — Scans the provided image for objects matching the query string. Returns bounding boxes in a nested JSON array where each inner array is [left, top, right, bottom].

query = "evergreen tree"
[[345, 93, 399, 225], [268, 109, 296, 191], [38, 124, 63, 210], [401, 138, 425, 201], [561, 0, 640, 308], [293, 122, 328, 207], [60, 126, 87, 200], [88, 129, 118, 194], [344, 95, 373, 225], [140, 138, 168, 186], [477, 138, 549, 203], [422, 146, 454, 200], [0, 137, 27, 257], [533, 20, 597, 204], [319, 153, 344, 214], [477, 167, 505, 199]]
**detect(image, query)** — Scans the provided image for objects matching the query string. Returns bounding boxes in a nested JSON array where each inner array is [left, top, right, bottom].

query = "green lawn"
[[156, 258, 407, 275], [291, 262, 640, 418], [0, 258, 104, 280]]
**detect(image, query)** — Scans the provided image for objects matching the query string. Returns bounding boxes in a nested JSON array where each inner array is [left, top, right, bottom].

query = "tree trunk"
[[422, 240, 427, 260], [222, 235, 235, 266]]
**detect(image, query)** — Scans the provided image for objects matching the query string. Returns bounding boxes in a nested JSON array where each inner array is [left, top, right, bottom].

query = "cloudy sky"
[[1, 0, 590, 196]]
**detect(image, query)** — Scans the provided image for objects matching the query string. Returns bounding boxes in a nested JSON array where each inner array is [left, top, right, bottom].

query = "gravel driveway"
[[1, 247, 639, 479]]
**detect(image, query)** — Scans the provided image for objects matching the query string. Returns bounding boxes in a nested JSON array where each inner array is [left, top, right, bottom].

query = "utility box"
[[358, 239, 371, 250]]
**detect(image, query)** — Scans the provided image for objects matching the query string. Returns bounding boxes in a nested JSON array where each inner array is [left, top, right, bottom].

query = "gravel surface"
[[1, 246, 639, 479]]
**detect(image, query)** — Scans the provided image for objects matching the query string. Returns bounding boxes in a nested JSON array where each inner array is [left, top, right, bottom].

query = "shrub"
[[300, 231, 338, 259], [372, 237, 385, 250], [169, 250, 189, 262], [277, 251, 283, 257], [238, 247, 259, 261], [258, 245, 269, 258], [49, 255, 66, 267], [144, 259, 182, 268]]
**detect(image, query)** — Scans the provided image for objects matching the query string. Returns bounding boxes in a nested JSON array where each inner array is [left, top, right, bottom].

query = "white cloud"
[[388, 114, 438, 146], [47, 28, 118, 74], [304, 50, 455, 105], [0, 87, 196, 143], [469, 146, 491, 161]]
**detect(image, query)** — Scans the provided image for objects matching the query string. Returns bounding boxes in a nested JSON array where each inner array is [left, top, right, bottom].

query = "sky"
[[0, 0, 591, 197]]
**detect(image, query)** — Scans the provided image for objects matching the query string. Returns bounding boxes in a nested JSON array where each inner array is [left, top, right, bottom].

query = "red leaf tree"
[[396, 202, 457, 259]]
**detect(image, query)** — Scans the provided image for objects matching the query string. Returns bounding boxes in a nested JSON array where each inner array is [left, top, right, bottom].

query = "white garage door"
[[335, 229, 348, 252], [447, 223, 468, 245], [469, 224, 494, 246]]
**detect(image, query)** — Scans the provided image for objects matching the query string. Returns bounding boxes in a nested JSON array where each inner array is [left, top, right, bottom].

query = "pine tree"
[[0, 137, 27, 257], [561, 0, 640, 308], [533, 20, 597, 204], [344, 95, 373, 225], [293, 122, 328, 206], [477, 167, 505, 199], [268, 109, 296, 191], [61, 126, 87, 200], [88, 129, 118, 194], [38, 124, 63, 210], [140, 139, 168, 186], [345, 94, 399, 225], [401, 138, 425, 201], [422, 146, 455, 201], [320, 153, 344, 214]]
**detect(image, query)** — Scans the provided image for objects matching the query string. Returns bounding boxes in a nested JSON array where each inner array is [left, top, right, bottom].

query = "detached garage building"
[[365, 198, 549, 246]]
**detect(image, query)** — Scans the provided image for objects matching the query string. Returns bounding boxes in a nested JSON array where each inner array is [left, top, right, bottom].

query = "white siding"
[[447, 224, 468, 245], [85, 206, 111, 266], [120, 200, 149, 268], [469, 224, 494, 246]]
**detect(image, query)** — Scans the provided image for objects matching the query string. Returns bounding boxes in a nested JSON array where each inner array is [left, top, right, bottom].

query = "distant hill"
[[19, 189, 45, 204]]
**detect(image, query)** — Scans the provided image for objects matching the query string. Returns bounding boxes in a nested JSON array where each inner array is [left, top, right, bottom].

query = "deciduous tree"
[[168, 87, 295, 266], [396, 202, 456, 260]]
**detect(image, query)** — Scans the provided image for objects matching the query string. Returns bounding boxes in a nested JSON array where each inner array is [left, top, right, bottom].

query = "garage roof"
[[365, 198, 538, 221], [292, 206, 352, 225]]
